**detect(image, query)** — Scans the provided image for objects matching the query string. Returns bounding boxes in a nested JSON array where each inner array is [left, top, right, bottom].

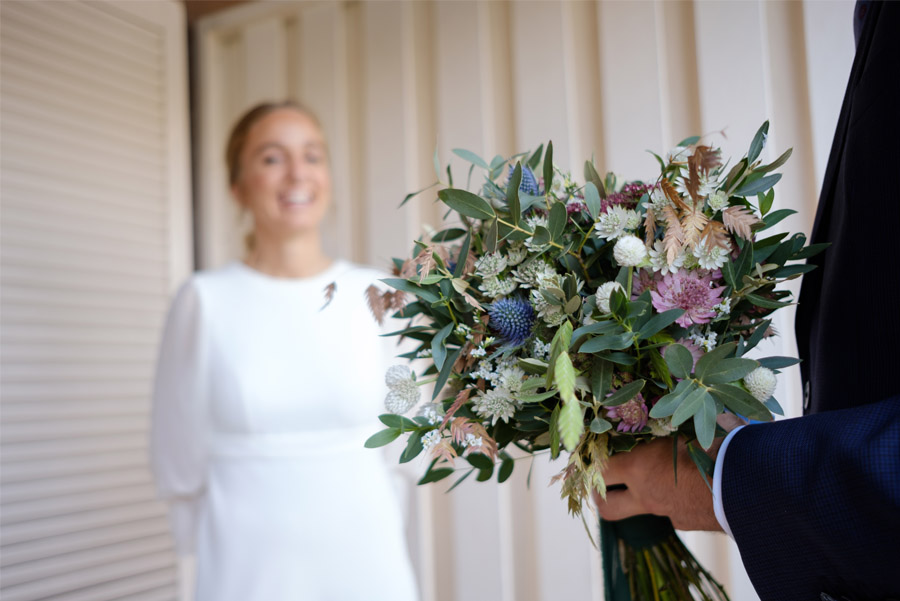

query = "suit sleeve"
[[150, 280, 210, 555], [721, 396, 900, 600]]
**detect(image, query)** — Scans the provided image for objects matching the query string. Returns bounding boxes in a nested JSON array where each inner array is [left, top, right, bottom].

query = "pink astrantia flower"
[[607, 394, 649, 433], [650, 269, 725, 327]]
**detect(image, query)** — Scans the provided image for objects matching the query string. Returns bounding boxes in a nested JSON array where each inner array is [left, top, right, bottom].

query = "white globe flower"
[[613, 235, 648, 267], [385, 364, 413, 387], [595, 281, 624, 314], [384, 365, 420, 413], [743, 367, 777, 402]]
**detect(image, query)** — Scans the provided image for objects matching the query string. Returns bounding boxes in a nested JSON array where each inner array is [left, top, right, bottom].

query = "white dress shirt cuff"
[[713, 425, 745, 538]]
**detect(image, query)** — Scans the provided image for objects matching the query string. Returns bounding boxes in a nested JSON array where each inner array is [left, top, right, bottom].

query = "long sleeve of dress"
[[150, 280, 209, 555]]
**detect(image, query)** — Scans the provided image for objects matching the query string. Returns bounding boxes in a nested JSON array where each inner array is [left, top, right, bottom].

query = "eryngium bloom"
[[489, 297, 535, 346]]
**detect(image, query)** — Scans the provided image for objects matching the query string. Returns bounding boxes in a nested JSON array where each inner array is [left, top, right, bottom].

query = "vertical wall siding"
[[193, 2, 856, 600], [1, 1, 192, 600]]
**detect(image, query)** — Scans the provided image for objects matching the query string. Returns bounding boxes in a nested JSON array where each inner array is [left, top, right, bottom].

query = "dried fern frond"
[[681, 202, 710, 249], [700, 220, 732, 252], [440, 388, 474, 429], [662, 205, 685, 264], [365, 284, 387, 324], [661, 179, 689, 212], [644, 208, 658, 246], [722, 205, 760, 240]]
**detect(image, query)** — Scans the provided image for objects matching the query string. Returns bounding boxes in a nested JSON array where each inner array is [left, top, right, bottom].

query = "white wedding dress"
[[151, 261, 418, 601]]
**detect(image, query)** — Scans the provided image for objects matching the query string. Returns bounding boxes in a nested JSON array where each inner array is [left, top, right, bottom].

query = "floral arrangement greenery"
[[365, 122, 823, 600]]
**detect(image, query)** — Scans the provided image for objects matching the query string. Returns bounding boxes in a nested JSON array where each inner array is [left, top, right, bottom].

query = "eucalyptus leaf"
[[452, 148, 489, 169], [735, 173, 781, 197], [759, 208, 796, 231], [517, 390, 560, 403], [590, 417, 612, 434], [438, 188, 495, 220], [584, 160, 606, 197], [531, 226, 552, 247], [467, 453, 493, 470], [418, 466, 454, 485], [364, 428, 401, 449], [746, 294, 792, 309], [378, 414, 419, 430], [664, 344, 694, 380], [432, 227, 467, 242], [382, 278, 441, 304], [543, 141, 554, 196], [591, 357, 614, 402], [549, 202, 567, 241], [431, 322, 454, 372], [693, 392, 718, 450], [671, 386, 707, 428], [791, 242, 830, 260], [694, 342, 739, 380], [649, 380, 695, 418], [754, 147, 792, 174], [601, 380, 645, 407], [747, 121, 769, 164], [757, 356, 801, 369], [700, 357, 760, 386], [498, 454, 515, 483], [484, 218, 499, 253], [399, 430, 425, 463], [583, 182, 603, 220], [507, 163, 522, 225], [453, 231, 472, 278], [432, 348, 461, 400], [579, 332, 634, 353], [709, 384, 772, 421], [636, 309, 685, 341]]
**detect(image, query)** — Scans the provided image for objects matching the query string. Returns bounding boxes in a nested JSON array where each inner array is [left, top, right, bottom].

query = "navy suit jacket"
[[722, 2, 900, 600]]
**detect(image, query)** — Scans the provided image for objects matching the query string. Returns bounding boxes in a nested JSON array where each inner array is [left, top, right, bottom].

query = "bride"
[[151, 101, 419, 601]]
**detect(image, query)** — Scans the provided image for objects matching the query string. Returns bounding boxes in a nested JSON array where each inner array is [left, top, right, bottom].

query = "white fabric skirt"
[[194, 427, 419, 601]]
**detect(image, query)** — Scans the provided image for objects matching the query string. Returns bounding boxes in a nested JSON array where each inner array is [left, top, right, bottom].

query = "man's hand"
[[592, 436, 723, 531]]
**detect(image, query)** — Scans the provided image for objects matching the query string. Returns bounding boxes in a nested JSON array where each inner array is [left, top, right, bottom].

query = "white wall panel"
[[193, 2, 856, 600], [0, 1, 191, 600]]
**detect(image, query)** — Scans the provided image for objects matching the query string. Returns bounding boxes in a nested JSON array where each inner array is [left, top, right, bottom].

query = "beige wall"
[[192, 2, 856, 600]]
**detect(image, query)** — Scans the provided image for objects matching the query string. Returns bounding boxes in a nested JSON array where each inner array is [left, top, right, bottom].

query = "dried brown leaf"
[[365, 284, 387, 324], [700, 220, 731, 252], [661, 179, 689, 212], [321, 282, 336, 310], [450, 417, 498, 461], [662, 205, 685, 265], [722, 206, 760, 241], [644, 208, 657, 246], [440, 388, 474, 429], [681, 202, 709, 249]]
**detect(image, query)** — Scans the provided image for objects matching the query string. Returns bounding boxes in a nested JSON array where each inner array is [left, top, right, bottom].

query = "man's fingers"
[[594, 488, 644, 522]]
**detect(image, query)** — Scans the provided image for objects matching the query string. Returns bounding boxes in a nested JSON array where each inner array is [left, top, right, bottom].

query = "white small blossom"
[[648, 240, 685, 274], [532, 339, 551, 361], [595, 281, 624, 314], [455, 323, 472, 336], [497, 364, 528, 393], [613, 235, 649, 267], [714, 298, 732, 318], [415, 348, 433, 359], [475, 252, 508, 278], [384, 365, 420, 413], [470, 359, 497, 382], [483, 336, 496, 345], [689, 330, 718, 352], [648, 187, 670, 216], [692, 236, 731, 270], [513, 260, 556, 289], [479, 275, 517, 299], [525, 214, 548, 230], [421, 429, 443, 452], [706, 190, 729, 212], [744, 367, 777, 402], [506, 242, 528, 266], [595, 206, 641, 240], [471, 346, 487, 358], [462, 433, 484, 449], [473, 386, 519, 424], [418, 403, 443, 425]]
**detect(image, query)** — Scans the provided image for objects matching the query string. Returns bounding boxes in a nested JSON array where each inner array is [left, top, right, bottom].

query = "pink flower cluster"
[[650, 270, 725, 327]]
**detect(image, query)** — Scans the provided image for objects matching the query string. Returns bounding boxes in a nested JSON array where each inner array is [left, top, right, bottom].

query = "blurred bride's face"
[[232, 108, 332, 239]]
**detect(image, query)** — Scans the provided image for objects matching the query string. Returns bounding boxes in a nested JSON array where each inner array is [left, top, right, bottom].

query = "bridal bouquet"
[[366, 122, 823, 600]]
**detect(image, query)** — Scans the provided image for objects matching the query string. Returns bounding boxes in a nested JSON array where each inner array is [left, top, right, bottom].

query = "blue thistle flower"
[[508, 165, 541, 196], [489, 297, 535, 346]]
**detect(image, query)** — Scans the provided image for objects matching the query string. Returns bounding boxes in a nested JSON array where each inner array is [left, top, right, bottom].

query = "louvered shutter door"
[[1, 1, 191, 600]]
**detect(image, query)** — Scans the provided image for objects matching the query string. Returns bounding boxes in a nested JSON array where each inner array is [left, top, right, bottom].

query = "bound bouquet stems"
[[601, 515, 729, 601]]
